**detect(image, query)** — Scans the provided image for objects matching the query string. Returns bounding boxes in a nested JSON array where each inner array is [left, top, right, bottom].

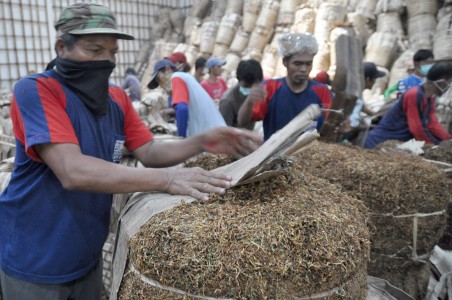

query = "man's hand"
[[164, 167, 232, 201], [247, 85, 267, 104], [335, 118, 352, 134], [201, 127, 263, 159]]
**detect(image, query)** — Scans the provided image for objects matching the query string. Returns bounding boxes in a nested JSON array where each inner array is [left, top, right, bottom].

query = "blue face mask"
[[239, 86, 251, 96], [420, 64, 433, 76]]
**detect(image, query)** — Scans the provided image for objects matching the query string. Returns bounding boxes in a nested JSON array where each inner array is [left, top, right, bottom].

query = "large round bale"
[[118, 156, 370, 299], [296, 142, 450, 298]]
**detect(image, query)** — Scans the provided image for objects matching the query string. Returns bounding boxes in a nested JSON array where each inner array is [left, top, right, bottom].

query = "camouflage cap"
[[55, 2, 134, 40]]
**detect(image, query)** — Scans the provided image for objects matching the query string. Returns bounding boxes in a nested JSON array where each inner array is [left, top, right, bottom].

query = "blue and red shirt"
[[364, 86, 451, 149], [0, 70, 152, 284], [251, 78, 332, 140]]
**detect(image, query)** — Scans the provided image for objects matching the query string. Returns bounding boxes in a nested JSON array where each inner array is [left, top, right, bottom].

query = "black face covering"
[[55, 57, 116, 115]]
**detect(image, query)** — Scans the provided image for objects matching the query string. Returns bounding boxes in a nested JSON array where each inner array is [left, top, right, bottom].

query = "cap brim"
[[376, 70, 386, 78], [147, 72, 159, 89], [65, 28, 135, 40]]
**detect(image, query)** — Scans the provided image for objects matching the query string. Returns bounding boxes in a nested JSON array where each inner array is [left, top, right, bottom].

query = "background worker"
[[364, 61, 452, 149], [219, 59, 263, 130], [148, 59, 226, 138], [0, 3, 262, 300], [194, 56, 207, 83], [237, 32, 332, 141], [166, 51, 191, 73], [396, 49, 434, 98], [121, 67, 141, 101], [201, 57, 228, 104]]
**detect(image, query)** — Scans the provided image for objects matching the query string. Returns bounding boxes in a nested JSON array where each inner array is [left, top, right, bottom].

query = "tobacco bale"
[[422, 143, 452, 164], [296, 141, 450, 296], [119, 157, 370, 299]]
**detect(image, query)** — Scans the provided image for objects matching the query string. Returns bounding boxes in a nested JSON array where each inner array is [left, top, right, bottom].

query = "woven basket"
[[270, 27, 290, 48], [216, 13, 242, 46], [242, 0, 261, 32], [314, 2, 347, 45], [248, 26, 274, 52], [200, 21, 219, 54], [242, 48, 263, 62], [212, 43, 229, 58], [312, 43, 331, 76], [388, 49, 415, 88], [261, 45, 279, 78], [365, 32, 398, 69], [256, 0, 280, 28], [223, 53, 242, 74], [191, 0, 212, 19], [291, 5, 316, 33], [355, 0, 378, 18], [230, 29, 250, 53], [225, 0, 244, 15], [408, 14, 437, 51], [277, 0, 299, 26], [434, 14, 452, 60], [406, 0, 438, 18], [347, 12, 369, 46], [377, 12, 403, 38], [375, 0, 404, 14], [189, 18, 202, 46]]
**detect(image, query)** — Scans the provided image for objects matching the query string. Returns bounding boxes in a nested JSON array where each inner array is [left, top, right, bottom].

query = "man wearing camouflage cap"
[[237, 32, 332, 141], [0, 3, 262, 299]]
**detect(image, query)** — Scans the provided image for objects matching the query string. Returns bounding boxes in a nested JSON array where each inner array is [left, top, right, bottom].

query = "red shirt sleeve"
[[252, 80, 281, 121], [172, 77, 189, 106], [109, 86, 153, 151], [312, 85, 332, 119]]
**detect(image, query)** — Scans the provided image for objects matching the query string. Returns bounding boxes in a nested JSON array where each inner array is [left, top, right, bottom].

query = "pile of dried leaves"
[[296, 141, 451, 298], [423, 143, 452, 164], [120, 156, 370, 299]]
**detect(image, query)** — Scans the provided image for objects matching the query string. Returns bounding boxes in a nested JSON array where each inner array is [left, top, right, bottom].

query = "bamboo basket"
[[347, 12, 369, 46], [433, 13, 452, 60], [216, 13, 242, 46], [170, 9, 184, 34], [255, 0, 280, 29], [242, 48, 263, 62], [355, 0, 378, 18], [230, 29, 250, 53], [270, 27, 290, 49], [222, 53, 242, 74], [184, 46, 200, 68], [291, 5, 316, 34], [365, 32, 398, 69], [199, 21, 219, 54], [314, 2, 347, 45], [248, 26, 274, 52], [375, 0, 404, 14], [408, 14, 437, 51], [406, 0, 438, 18], [388, 49, 415, 89], [312, 43, 330, 76], [225, 0, 244, 15], [211, 0, 228, 20], [212, 43, 229, 58], [242, 0, 261, 33], [191, 0, 212, 19], [260, 45, 279, 78], [189, 18, 202, 46], [277, 0, 299, 26], [377, 12, 404, 38]]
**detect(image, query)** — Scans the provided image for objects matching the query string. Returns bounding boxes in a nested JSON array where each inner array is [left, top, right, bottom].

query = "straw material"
[[314, 3, 347, 45], [242, 0, 261, 32], [120, 155, 370, 299], [212, 43, 228, 59], [355, 0, 378, 18], [225, 0, 243, 15], [388, 49, 415, 88], [312, 44, 330, 76], [365, 32, 398, 69], [277, 0, 298, 26], [255, 0, 280, 29], [222, 53, 241, 74], [260, 45, 279, 78], [346, 12, 369, 46], [406, 0, 438, 18], [229, 29, 250, 53], [248, 26, 274, 52], [375, 0, 404, 14], [377, 12, 404, 38], [216, 13, 242, 46], [434, 14, 452, 61], [200, 21, 219, 54], [291, 5, 316, 34]]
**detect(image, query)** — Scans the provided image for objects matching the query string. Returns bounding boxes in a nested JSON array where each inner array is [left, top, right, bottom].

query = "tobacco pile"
[[120, 156, 370, 299], [422, 143, 452, 165], [296, 141, 451, 298]]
